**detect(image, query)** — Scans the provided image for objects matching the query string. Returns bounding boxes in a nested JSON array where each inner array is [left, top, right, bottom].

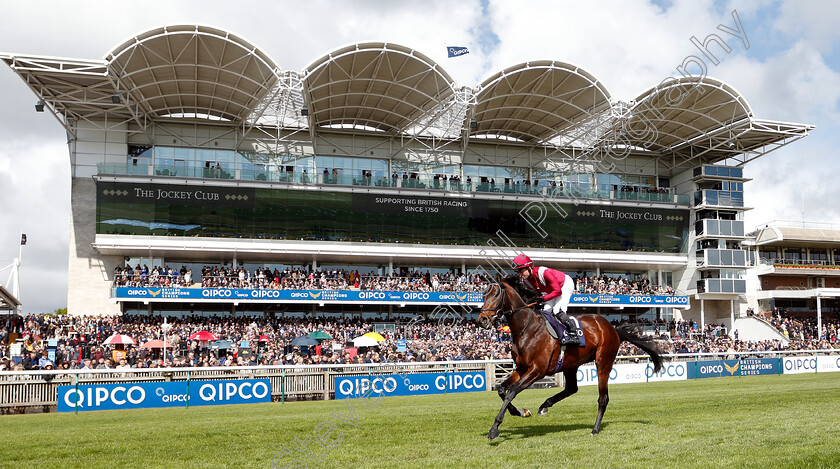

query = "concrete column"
[[700, 299, 705, 331], [462, 261, 466, 275], [730, 299, 735, 337], [312, 259, 317, 272], [817, 294, 823, 340], [389, 259, 394, 276], [657, 269, 663, 286]]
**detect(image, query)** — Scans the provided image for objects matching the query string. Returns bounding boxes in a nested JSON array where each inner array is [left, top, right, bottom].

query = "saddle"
[[538, 310, 585, 347], [536, 311, 584, 374]]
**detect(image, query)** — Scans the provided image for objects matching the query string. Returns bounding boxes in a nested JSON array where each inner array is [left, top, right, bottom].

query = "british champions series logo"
[[724, 361, 739, 375], [308, 291, 322, 299]]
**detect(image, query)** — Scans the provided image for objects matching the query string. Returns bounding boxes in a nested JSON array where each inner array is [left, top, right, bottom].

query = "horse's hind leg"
[[592, 366, 610, 434], [538, 368, 578, 415], [592, 346, 617, 434]]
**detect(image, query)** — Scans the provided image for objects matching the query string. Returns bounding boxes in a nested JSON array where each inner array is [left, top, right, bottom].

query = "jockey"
[[512, 254, 580, 346]]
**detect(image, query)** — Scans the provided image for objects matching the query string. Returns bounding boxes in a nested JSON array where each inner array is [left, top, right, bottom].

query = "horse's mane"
[[500, 274, 542, 305]]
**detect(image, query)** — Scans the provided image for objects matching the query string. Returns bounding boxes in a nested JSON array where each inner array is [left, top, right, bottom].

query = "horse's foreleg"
[[592, 366, 610, 435], [488, 367, 542, 440], [498, 369, 528, 417], [538, 368, 578, 415]]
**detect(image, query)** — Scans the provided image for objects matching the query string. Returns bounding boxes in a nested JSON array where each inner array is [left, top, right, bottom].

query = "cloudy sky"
[[0, 0, 837, 313]]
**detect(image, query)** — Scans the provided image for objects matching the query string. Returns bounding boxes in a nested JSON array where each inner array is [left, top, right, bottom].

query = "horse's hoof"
[[591, 429, 600, 435], [521, 408, 531, 418], [538, 407, 549, 416], [488, 427, 500, 440]]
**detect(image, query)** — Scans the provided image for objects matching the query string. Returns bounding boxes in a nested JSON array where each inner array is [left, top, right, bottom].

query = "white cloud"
[[775, 0, 840, 53]]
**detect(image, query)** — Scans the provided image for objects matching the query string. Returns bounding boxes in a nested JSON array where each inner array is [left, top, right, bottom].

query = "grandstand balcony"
[[693, 189, 746, 209], [696, 278, 746, 294], [756, 258, 840, 276], [694, 219, 746, 240], [96, 162, 691, 205], [692, 164, 748, 181], [694, 249, 753, 270], [92, 234, 690, 272]]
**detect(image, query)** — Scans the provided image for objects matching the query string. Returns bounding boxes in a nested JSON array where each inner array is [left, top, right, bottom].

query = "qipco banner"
[[816, 355, 840, 373], [576, 362, 687, 387], [114, 287, 688, 309], [782, 356, 819, 375], [334, 372, 486, 399], [57, 379, 271, 412]]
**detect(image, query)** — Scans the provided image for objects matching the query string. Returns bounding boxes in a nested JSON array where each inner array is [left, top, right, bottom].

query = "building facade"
[[2, 25, 814, 330]]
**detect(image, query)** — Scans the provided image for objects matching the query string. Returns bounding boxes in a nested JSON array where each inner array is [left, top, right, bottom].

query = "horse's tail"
[[616, 325, 664, 374]]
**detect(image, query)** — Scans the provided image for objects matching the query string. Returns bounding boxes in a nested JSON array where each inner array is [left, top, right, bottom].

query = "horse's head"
[[478, 274, 511, 330]]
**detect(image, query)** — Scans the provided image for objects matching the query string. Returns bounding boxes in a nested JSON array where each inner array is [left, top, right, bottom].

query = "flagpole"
[[14, 230, 23, 308]]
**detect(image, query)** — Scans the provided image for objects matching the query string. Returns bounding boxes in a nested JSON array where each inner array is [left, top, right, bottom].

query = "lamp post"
[[161, 318, 172, 367]]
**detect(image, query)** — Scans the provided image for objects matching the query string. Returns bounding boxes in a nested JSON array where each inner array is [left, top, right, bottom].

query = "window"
[[96, 183, 690, 253], [810, 249, 828, 263], [784, 249, 803, 262]]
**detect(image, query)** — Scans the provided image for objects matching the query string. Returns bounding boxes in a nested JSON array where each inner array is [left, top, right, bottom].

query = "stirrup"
[[563, 333, 580, 346]]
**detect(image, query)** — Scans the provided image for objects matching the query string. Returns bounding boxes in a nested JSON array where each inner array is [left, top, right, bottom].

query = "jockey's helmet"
[[512, 254, 533, 270]]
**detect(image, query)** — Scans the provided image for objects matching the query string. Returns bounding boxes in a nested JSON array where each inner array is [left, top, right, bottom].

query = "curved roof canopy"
[[1, 27, 812, 166], [105, 25, 279, 122], [473, 61, 612, 144], [302, 43, 455, 133], [627, 77, 752, 152]]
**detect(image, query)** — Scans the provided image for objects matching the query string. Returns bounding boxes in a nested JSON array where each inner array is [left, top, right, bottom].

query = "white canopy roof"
[[0, 24, 814, 166]]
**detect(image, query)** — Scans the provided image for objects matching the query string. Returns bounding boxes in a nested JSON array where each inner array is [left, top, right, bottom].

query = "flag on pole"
[[447, 46, 469, 58], [20, 234, 26, 245]]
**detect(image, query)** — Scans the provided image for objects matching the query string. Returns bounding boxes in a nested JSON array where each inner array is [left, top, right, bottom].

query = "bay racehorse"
[[477, 274, 664, 440]]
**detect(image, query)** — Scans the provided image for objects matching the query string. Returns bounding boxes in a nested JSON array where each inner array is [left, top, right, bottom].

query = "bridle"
[[480, 284, 536, 338]]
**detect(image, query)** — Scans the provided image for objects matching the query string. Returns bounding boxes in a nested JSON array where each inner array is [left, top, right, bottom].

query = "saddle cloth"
[[539, 310, 585, 347]]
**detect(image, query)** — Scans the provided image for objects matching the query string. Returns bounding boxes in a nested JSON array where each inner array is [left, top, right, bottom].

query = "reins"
[[482, 298, 538, 340]]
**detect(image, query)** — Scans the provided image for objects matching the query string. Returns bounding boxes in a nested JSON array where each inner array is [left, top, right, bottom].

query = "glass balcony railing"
[[693, 165, 744, 179], [96, 162, 691, 205], [694, 189, 744, 207], [695, 248, 751, 268], [696, 278, 746, 294], [759, 258, 840, 270], [694, 219, 745, 237]]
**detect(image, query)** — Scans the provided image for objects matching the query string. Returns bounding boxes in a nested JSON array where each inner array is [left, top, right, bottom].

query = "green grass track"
[[1, 373, 839, 468]]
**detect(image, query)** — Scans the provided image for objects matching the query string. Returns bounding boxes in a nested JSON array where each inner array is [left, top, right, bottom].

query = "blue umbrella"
[[210, 340, 235, 350], [290, 336, 319, 347]]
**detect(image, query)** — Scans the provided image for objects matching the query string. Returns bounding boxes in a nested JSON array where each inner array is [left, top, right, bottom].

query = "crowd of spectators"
[[574, 275, 675, 296], [113, 265, 192, 288], [115, 265, 678, 297], [616, 316, 840, 356], [760, 308, 839, 342], [0, 313, 512, 373], [2, 313, 839, 374], [617, 185, 670, 195]]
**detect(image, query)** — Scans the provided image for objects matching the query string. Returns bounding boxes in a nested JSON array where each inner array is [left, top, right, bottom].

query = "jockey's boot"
[[555, 312, 581, 346]]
